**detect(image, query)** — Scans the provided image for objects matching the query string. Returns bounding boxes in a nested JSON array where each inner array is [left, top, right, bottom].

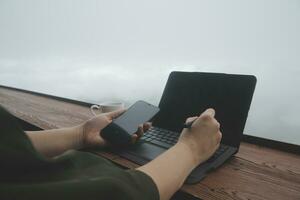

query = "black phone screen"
[[113, 100, 160, 134]]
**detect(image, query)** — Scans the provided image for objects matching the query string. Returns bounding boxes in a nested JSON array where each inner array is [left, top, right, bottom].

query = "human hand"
[[177, 108, 222, 165], [80, 109, 151, 148]]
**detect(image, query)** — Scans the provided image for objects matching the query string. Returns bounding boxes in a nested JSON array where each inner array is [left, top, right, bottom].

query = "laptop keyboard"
[[141, 126, 229, 162], [141, 127, 180, 149]]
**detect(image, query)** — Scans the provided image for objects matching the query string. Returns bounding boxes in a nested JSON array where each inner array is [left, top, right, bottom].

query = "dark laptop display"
[[114, 71, 256, 184], [153, 72, 256, 148]]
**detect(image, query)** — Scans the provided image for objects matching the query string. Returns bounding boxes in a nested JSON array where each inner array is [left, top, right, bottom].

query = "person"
[[0, 105, 222, 200]]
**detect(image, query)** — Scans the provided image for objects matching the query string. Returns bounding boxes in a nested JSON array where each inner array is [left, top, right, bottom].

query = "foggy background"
[[0, 0, 299, 145]]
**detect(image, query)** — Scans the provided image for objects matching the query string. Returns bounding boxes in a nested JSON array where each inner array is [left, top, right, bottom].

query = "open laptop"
[[113, 71, 257, 184]]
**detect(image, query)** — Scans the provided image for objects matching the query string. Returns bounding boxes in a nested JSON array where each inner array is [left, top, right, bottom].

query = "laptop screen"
[[152, 71, 256, 148]]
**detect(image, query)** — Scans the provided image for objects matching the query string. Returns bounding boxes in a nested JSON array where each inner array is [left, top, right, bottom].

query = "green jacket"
[[0, 106, 159, 200]]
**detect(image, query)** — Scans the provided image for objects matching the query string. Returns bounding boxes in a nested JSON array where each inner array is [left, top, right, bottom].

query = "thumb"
[[106, 108, 127, 119], [191, 108, 215, 127], [200, 108, 215, 118], [185, 116, 198, 123]]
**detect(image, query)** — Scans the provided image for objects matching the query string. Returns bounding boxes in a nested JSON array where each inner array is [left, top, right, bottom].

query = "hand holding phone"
[[100, 100, 160, 146]]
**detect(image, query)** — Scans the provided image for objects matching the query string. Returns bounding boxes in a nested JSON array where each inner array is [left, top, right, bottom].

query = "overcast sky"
[[0, 0, 299, 145]]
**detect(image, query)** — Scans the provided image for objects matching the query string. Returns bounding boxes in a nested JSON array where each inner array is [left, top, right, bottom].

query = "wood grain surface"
[[0, 86, 299, 200]]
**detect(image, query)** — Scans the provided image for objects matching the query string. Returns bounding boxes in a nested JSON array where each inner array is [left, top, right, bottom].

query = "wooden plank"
[[0, 87, 93, 129], [1, 86, 299, 200]]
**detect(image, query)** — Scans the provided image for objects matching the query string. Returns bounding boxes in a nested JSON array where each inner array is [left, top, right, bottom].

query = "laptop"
[[113, 71, 257, 184]]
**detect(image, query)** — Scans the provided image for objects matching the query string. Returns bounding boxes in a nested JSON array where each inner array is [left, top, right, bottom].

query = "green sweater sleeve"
[[0, 106, 159, 200], [1, 169, 159, 200]]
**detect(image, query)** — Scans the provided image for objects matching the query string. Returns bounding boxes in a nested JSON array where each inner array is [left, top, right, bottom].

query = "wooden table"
[[1, 86, 299, 200]]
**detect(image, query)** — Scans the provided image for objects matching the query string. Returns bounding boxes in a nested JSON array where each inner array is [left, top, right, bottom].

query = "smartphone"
[[100, 100, 160, 145]]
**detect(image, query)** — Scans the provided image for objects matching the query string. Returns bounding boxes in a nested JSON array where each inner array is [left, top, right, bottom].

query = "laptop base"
[[112, 143, 237, 184]]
